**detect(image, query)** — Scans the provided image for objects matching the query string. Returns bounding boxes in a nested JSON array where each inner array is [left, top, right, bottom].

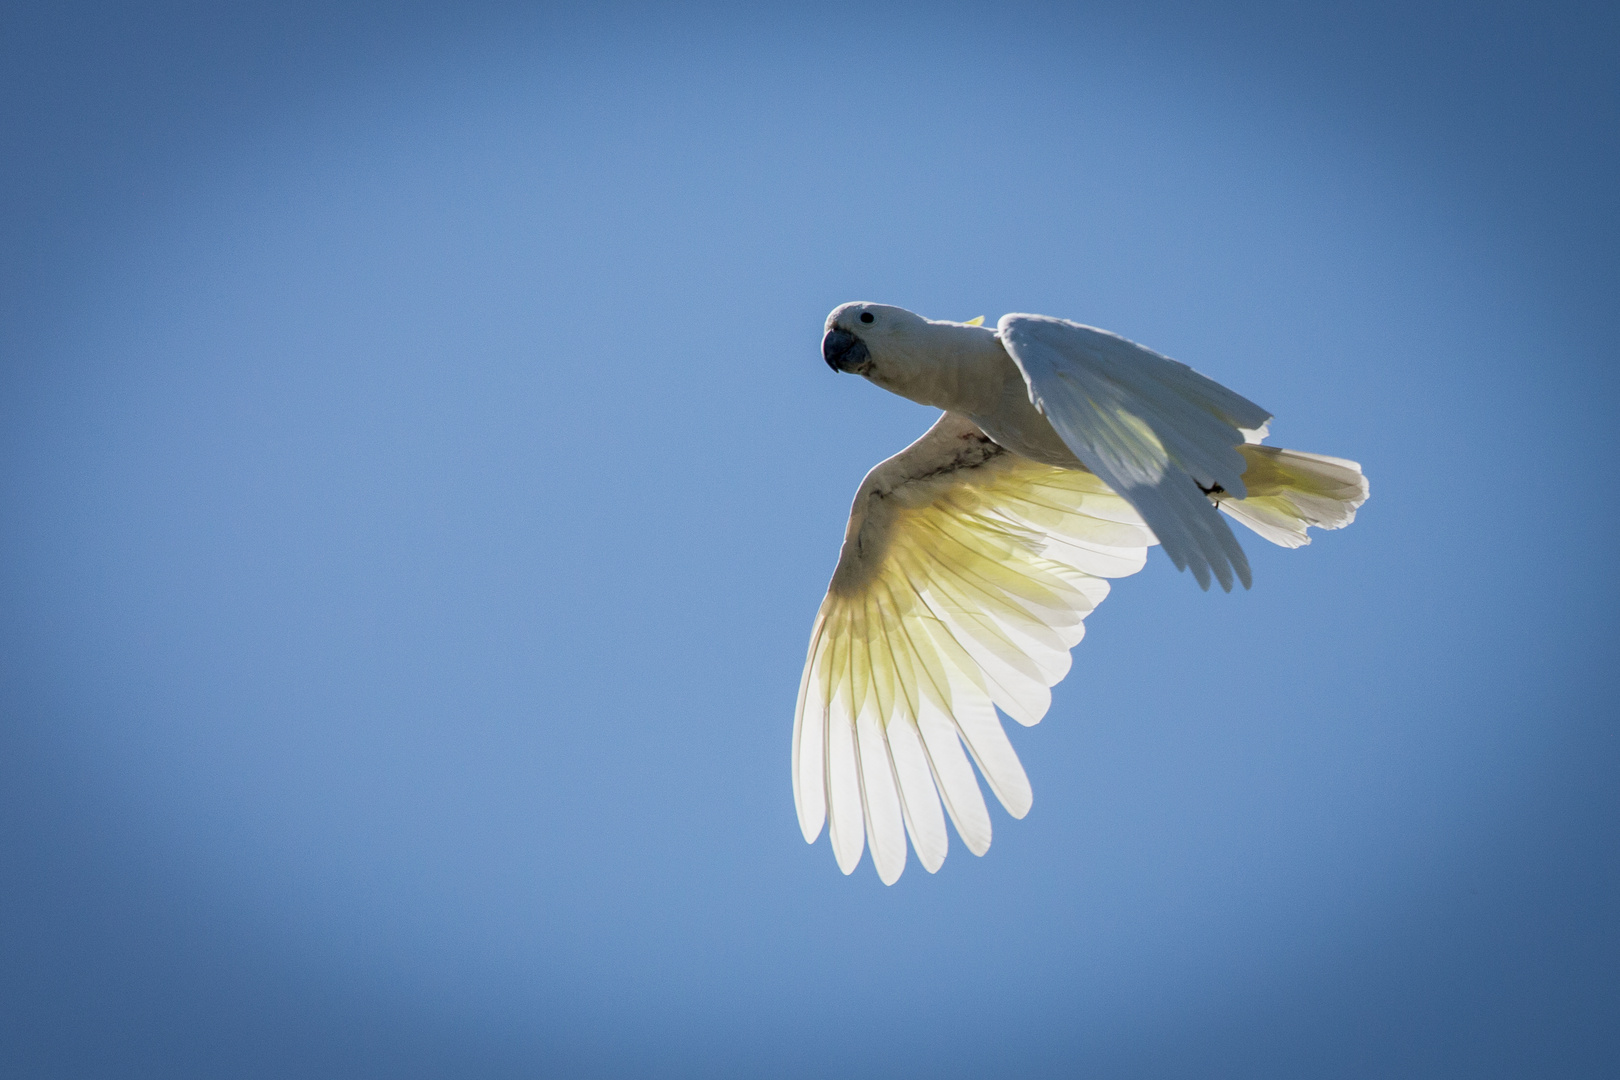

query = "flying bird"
[[796, 303, 1368, 883]]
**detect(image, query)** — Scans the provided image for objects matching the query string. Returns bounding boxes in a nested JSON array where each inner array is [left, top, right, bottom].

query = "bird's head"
[[822, 303, 1002, 409], [821, 303, 933, 380]]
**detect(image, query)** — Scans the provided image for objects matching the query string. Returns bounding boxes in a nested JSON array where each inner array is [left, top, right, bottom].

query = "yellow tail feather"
[[1220, 445, 1369, 548]]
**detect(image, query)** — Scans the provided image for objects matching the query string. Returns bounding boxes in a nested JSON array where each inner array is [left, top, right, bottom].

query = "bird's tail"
[[1217, 445, 1369, 548]]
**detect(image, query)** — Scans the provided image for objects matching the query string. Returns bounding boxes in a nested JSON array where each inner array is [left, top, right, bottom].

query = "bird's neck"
[[866, 322, 1020, 415]]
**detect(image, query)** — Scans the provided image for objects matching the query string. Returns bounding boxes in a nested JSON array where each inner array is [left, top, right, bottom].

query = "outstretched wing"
[[793, 413, 1154, 884], [997, 314, 1272, 592]]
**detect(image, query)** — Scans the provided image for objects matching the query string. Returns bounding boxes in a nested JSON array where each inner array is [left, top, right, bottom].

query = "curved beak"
[[822, 327, 871, 374]]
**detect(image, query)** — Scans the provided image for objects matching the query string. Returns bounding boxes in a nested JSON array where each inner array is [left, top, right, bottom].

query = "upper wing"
[[793, 413, 1154, 884], [997, 314, 1272, 592]]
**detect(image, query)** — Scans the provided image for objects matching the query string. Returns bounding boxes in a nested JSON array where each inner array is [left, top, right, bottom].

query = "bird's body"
[[799, 303, 1368, 883]]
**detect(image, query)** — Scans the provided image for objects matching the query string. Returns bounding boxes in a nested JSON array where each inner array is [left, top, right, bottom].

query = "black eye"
[[859, 311, 874, 323]]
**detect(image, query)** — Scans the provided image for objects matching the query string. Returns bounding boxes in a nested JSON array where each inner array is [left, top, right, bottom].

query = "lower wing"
[[794, 414, 1154, 884]]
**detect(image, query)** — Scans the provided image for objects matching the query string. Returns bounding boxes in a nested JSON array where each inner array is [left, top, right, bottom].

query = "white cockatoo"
[[796, 302, 1368, 883]]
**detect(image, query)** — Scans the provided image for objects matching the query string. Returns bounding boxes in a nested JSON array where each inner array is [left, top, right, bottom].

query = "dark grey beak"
[[822, 327, 871, 374]]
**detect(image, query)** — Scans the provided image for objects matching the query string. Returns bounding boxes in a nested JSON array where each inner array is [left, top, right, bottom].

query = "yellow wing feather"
[[794, 417, 1153, 882]]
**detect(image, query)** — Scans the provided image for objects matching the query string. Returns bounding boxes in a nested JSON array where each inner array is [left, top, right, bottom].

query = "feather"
[[1219, 445, 1369, 547], [792, 413, 1152, 880]]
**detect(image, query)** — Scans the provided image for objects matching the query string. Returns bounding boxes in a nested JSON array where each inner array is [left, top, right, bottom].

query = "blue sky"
[[2, 3, 1616, 1077]]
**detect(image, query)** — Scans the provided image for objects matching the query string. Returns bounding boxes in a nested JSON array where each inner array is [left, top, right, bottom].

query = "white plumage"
[[799, 304, 1369, 883], [999, 314, 1273, 591]]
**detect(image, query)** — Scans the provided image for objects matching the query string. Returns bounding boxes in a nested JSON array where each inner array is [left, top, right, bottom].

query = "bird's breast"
[[967, 373, 1086, 471]]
